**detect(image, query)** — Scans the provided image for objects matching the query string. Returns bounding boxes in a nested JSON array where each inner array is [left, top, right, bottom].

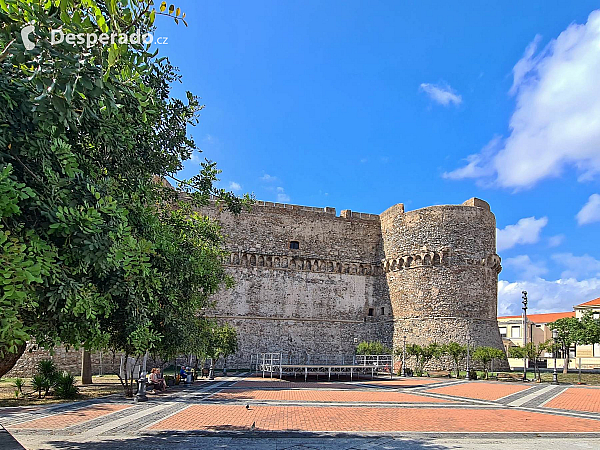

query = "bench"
[[427, 370, 451, 378], [497, 372, 522, 381]]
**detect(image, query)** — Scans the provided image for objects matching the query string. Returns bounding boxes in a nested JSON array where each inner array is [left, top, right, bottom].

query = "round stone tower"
[[380, 198, 506, 365]]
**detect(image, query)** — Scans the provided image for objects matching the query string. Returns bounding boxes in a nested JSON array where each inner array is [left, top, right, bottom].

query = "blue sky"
[[155, 1, 600, 315]]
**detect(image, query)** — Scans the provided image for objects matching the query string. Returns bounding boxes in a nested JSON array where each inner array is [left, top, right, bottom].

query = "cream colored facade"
[[498, 297, 600, 370], [573, 298, 600, 367]]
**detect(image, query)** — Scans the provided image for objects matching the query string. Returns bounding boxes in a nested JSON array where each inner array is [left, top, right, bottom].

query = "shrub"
[[32, 374, 50, 399], [54, 372, 79, 399], [13, 378, 25, 397], [37, 360, 58, 381], [356, 341, 392, 355]]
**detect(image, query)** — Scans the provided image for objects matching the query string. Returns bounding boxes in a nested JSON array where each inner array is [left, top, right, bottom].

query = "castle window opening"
[[380, 307, 385, 315], [290, 241, 299, 250], [368, 308, 374, 317]]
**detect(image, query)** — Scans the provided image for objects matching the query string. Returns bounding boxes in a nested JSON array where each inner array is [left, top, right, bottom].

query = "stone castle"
[[7, 196, 506, 376], [200, 196, 505, 367]]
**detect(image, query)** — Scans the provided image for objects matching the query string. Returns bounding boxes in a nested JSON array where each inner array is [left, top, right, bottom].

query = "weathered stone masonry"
[[200, 196, 505, 368], [7, 196, 506, 376]]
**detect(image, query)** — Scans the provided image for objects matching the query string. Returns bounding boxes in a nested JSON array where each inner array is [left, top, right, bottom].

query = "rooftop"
[[498, 311, 575, 323], [575, 297, 600, 308]]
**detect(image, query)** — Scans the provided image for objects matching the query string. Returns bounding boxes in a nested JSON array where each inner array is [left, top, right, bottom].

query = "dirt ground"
[[0, 375, 124, 407]]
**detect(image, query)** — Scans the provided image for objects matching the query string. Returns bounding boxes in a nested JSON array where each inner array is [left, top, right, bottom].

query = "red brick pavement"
[[428, 382, 531, 401], [234, 377, 443, 390], [233, 379, 357, 390], [12, 403, 131, 430], [212, 389, 451, 403], [545, 387, 600, 413], [149, 404, 600, 432], [361, 378, 445, 387]]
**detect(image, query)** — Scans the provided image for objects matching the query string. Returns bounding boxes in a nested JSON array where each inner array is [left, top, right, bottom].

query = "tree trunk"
[[0, 342, 27, 378], [81, 349, 93, 384]]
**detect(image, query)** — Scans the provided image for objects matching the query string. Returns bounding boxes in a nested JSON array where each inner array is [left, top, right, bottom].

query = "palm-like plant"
[[31, 374, 49, 399], [54, 372, 79, 399]]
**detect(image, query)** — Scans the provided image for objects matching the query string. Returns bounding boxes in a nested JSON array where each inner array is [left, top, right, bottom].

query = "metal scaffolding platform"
[[255, 353, 394, 381]]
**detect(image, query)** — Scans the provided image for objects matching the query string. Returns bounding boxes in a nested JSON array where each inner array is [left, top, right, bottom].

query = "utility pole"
[[522, 291, 528, 382]]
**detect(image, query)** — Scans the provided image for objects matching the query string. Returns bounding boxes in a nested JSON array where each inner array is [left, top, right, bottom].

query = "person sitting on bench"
[[149, 368, 166, 392]]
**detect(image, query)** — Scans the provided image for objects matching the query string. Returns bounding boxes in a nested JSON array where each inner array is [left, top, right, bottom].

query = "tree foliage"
[[441, 342, 466, 378], [548, 316, 581, 374], [472, 346, 505, 379], [404, 342, 441, 376], [0, 0, 250, 376], [355, 341, 392, 355]]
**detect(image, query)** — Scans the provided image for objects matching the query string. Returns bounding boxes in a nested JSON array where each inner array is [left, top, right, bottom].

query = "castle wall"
[[380, 198, 507, 368], [200, 201, 393, 367], [6, 196, 505, 376]]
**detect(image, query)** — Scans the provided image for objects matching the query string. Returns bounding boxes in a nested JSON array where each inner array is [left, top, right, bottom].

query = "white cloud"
[[260, 174, 278, 182], [548, 234, 565, 248], [190, 151, 202, 164], [496, 216, 548, 251], [445, 11, 600, 188], [276, 187, 290, 203], [551, 252, 600, 280], [228, 181, 242, 192], [576, 193, 600, 225], [503, 255, 548, 280], [419, 82, 462, 106], [498, 277, 600, 316]]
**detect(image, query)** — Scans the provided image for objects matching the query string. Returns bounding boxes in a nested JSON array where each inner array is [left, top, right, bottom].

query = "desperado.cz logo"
[[21, 24, 168, 50]]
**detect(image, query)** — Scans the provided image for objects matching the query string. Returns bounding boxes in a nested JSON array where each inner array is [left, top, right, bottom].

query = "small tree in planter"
[[406, 343, 441, 376], [356, 341, 392, 355], [442, 342, 467, 378], [473, 347, 505, 379]]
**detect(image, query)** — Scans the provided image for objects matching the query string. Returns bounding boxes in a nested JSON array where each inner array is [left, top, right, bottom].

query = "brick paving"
[[427, 381, 531, 401], [11, 403, 130, 430], [149, 404, 600, 432], [4, 375, 600, 449], [361, 377, 445, 386], [545, 387, 600, 413], [212, 388, 452, 403]]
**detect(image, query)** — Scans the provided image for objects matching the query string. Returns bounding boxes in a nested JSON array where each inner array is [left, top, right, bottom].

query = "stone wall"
[[6, 344, 122, 378], [7, 196, 506, 375], [199, 200, 393, 367], [380, 198, 507, 369]]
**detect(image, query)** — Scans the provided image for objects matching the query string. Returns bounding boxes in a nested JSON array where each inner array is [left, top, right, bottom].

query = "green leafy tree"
[[0, 0, 251, 380], [405, 342, 441, 376], [578, 311, 600, 346], [548, 317, 581, 374], [472, 346, 505, 379], [356, 341, 392, 355], [442, 342, 466, 378]]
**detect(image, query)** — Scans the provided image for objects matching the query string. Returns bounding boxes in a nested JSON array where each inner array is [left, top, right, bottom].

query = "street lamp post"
[[552, 329, 559, 385], [401, 334, 407, 377], [465, 333, 471, 381], [135, 350, 149, 403], [522, 291, 528, 382]]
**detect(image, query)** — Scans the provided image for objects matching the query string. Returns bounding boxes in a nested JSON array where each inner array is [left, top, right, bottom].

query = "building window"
[[511, 326, 521, 338], [368, 308, 374, 317], [499, 327, 507, 337], [380, 307, 385, 316], [594, 313, 600, 320], [289, 241, 299, 250]]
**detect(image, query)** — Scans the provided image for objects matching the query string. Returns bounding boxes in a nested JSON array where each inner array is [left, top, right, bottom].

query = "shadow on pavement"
[[39, 431, 455, 450]]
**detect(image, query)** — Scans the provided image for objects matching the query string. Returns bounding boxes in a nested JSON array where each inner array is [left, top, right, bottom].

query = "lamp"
[[552, 329, 559, 385]]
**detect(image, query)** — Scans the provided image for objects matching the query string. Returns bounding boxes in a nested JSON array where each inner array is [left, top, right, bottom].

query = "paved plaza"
[[2, 375, 600, 448]]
